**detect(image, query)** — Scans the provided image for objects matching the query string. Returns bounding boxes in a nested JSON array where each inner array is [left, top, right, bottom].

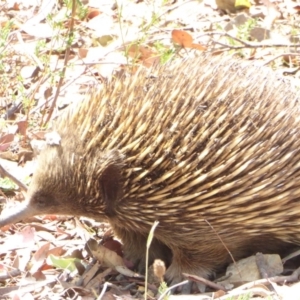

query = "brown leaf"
[[127, 44, 159, 68], [172, 30, 206, 51], [294, 5, 300, 13], [0, 142, 12, 152], [172, 30, 193, 47], [30, 242, 51, 273], [17, 120, 28, 136], [32, 269, 47, 280], [191, 43, 207, 51], [87, 239, 124, 268], [103, 239, 123, 257], [47, 246, 65, 257], [0, 134, 14, 144], [87, 9, 102, 20]]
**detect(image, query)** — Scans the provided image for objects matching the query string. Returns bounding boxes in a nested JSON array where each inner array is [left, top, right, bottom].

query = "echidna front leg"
[[123, 236, 172, 273], [114, 227, 172, 272], [165, 246, 225, 292]]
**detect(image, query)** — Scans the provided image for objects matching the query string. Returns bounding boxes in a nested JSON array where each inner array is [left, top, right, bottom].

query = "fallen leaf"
[[0, 134, 14, 144], [17, 120, 28, 136], [172, 30, 193, 47], [87, 9, 102, 20], [172, 30, 206, 51], [30, 242, 51, 273]]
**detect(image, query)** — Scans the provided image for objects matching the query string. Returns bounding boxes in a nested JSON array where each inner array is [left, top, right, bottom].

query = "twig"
[[183, 273, 227, 292], [97, 282, 111, 300], [282, 248, 300, 264], [0, 268, 21, 280], [197, 32, 300, 49], [204, 219, 240, 279], [233, 266, 300, 292], [43, 0, 76, 126], [15, 31, 44, 71], [262, 53, 300, 66], [0, 164, 27, 192], [158, 280, 189, 300]]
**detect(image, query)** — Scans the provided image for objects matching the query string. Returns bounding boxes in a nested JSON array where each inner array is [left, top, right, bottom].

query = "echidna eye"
[[35, 196, 47, 208]]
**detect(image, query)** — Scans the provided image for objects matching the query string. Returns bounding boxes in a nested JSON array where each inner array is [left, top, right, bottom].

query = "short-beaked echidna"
[[1, 55, 300, 284]]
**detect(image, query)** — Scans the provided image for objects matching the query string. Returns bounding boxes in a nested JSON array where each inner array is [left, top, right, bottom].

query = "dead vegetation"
[[0, 0, 300, 299]]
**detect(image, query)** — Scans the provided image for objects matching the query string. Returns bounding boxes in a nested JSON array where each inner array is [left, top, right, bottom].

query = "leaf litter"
[[0, 0, 300, 299]]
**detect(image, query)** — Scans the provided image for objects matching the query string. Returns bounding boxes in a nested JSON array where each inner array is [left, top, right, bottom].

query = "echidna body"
[[1, 55, 300, 283]]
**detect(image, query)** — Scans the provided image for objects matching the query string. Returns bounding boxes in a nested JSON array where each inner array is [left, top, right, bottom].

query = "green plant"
[[153, 41, 175, 64], [236, 18, 257, 41]]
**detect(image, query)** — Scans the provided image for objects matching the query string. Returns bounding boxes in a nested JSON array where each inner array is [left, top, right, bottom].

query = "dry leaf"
[[17, 120, 28, 136], [172, 30, 206, 51], [0, 134, 14, 144], [30, 242, 51, 273], [87, 9, 102, 20], [172, 30, 193, 47], [91, 244, 124, 268]]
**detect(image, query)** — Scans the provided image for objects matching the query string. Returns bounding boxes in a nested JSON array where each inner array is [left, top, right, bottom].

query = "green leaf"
[[47, 254, 80, 272], [0, 177, 18, 191]]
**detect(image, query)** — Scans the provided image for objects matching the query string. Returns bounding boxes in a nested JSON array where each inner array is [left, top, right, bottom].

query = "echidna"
[[1, 55, 300, 286]]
